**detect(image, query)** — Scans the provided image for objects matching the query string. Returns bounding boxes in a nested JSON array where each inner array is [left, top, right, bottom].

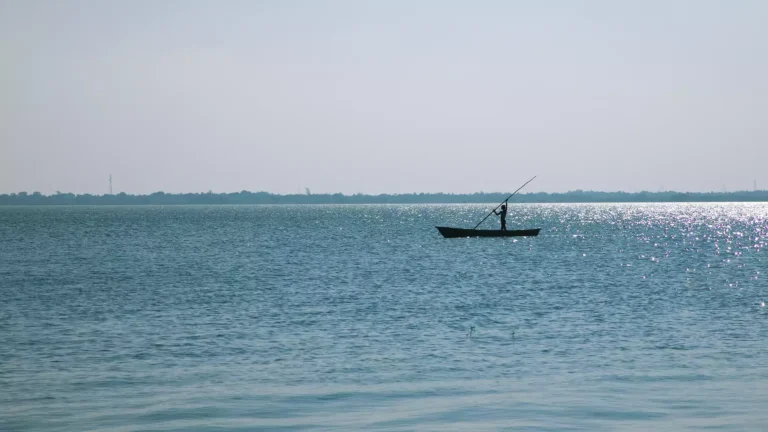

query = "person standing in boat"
[[493, 202, 508, 231]]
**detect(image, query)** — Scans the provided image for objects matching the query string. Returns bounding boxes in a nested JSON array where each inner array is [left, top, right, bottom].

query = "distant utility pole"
[[109, 174, 113, 195]]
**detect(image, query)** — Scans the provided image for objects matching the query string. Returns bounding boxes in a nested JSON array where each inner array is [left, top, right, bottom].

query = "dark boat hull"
[[436, 226, 541, 238]]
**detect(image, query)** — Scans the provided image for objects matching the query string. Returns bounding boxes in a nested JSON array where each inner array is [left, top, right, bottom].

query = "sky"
[[1, 0, 767, 195]]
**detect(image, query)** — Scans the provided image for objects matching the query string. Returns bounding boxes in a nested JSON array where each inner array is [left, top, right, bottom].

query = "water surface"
[[1, 203, 767, 431]]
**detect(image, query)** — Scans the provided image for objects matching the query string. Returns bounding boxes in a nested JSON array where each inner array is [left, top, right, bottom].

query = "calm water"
[[1, 203, 767, 431]]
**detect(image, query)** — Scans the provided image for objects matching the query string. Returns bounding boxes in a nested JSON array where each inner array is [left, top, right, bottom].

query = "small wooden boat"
[[436, 226, 541, 238], [436, 176, 540, 239]]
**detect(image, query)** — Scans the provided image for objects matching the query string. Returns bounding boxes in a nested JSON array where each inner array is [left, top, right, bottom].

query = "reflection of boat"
[[436, 226, 541, 238]]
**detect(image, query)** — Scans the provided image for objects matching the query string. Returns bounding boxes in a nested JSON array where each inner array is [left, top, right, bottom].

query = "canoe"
[[436, 226, 541, 238]]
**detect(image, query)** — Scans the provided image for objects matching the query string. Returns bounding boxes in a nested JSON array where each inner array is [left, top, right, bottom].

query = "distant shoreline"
[[2, 190, 767, 205]]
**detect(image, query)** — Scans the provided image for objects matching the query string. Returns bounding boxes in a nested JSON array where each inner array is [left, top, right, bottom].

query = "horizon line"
[[3, 189, 767, 197]]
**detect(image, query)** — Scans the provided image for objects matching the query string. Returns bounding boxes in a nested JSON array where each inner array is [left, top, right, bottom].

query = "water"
[[1, 203, 767, 431]]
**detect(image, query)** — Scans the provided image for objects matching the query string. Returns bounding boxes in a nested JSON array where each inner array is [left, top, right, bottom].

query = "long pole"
[[472, 176, 536, 230]]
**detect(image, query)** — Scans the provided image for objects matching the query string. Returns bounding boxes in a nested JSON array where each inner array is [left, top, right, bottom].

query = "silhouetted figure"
[[493, 203, 508, 231]]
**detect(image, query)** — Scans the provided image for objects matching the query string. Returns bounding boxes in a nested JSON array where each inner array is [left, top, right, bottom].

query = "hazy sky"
[[2, 1, 766, 195]]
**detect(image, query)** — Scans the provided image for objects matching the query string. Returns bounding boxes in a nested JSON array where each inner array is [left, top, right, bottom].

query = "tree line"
[[1, 190, 767, 205]]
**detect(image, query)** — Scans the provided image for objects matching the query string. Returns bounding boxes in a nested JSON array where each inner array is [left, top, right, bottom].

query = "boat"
[[435, 176, 542, 239], [436, 226, 540, 238]]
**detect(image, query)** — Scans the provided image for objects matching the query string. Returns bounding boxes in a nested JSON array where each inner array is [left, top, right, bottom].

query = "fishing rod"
[[472, 175, 536, 230]]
